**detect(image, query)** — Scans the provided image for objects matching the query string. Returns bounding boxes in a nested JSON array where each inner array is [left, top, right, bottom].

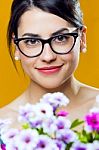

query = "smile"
[[36, 65, 63, 75]]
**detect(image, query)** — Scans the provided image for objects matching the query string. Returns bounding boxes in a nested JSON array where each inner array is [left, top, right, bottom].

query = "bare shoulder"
[[0, 104, 16, 120], [0, 90, 27, 118], [0, 101, 22, 128], [0, 106, 8, 119], [0, 92, 27, 123], [0, 100, 17, 119], [80, 83, 99, 98], [78, 82, 99, 108], [65, 81, 99, 120]]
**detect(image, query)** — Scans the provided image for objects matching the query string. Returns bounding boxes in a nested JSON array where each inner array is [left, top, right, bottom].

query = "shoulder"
[[0, 106, 13, 130], [75, 79, 99, 104], [74, 78, 99, 99], [0, 104, 21, 128], [0, 92, 27, 114], [0, 93, 23, 120], [78, 83, 99, 107], [81, 84, 99, 97], [0, 105, 15, 120], [0, 105, 9, 118], [0, 93, 27, 127]]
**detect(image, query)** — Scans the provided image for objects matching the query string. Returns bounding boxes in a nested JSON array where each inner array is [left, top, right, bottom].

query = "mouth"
[[36, 64, 63, 75]]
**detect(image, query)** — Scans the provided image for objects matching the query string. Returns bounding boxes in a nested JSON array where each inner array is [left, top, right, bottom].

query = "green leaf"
[[70, 119, 84, 129], [94, 132, 99, 140], [38, 128, 44, 134], [77, 129, 94, 143], [65, 142, 73, 150]]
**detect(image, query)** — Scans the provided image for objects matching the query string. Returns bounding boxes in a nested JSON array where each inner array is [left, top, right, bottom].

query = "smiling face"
[[15, 7, 86, 89]]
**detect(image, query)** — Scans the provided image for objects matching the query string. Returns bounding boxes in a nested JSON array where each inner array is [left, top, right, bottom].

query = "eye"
[[24, 39, 39, 45], [54, 35, 70, 43], [23, 38, 40, 47]]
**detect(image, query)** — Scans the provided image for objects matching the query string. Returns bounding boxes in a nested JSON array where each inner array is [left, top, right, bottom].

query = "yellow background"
[[0, 0, 99, 107]]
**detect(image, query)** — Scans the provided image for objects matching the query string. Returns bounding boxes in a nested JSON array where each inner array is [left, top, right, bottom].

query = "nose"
[[39, 43, 57, 63]]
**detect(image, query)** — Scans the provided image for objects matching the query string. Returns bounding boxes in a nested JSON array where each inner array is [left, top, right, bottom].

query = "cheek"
[[61, 39, 81, 64], [61, 53, 75, 62], [61, 50, 80, 68], [19, 55, 37, 73]]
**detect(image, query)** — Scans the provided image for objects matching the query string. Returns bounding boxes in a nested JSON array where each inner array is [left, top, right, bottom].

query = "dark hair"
[[7, 0, 83, 65]]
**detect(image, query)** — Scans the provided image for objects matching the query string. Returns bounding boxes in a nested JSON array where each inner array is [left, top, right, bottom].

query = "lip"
[[36, 65, 63, 75]]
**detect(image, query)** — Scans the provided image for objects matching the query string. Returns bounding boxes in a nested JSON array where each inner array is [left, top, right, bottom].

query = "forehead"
[[18, 7, 74, 37]]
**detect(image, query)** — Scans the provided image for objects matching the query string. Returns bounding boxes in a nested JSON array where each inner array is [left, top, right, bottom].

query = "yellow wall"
[[0, 0, 99, 107]]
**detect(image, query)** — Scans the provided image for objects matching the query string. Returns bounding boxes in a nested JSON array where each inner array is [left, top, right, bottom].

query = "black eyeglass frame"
[[14, 32, 78, 58]]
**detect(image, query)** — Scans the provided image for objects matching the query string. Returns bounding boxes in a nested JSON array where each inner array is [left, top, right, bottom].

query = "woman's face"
[[15, 7, 86, 89]]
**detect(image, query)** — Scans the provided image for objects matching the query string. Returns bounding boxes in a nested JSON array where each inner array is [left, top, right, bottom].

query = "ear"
[[14, 48, 20, 60], [11, 33, 15, 45], [12, 33, 21, 61], [80, 26, 87, 53]]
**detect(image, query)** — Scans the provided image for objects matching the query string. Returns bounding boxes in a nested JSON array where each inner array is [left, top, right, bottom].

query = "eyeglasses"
[[14, 30, 79, 58]]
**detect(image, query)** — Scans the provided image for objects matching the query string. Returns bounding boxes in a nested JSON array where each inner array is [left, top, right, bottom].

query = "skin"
[[0, 7, 99, 128]]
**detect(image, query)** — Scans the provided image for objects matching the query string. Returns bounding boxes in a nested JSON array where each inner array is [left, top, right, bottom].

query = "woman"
[[0, 0, 99, 127]]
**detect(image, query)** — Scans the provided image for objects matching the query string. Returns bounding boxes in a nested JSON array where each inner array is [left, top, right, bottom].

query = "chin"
[[31, 75, 67, 90], [38, 81, 64, 91], [43, 85, 59, 90]]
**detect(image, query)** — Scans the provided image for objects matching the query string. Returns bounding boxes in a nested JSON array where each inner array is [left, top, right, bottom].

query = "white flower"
[[40, 92, 69, 111], [56, 128, 77, 144], [15, 129, 39, 150], [86, 143, 94, 150], [93, 140, 99, 149], [33, 102, 54, 119], [0, 119, 12, 134], [28, 116, 43, 129], [52, 92, 70, 106], [18, 103, 35, 122], [35, 135, 59, 150], [70, 141, 88, 150], [55, 116, 71, 130], [1, 92, 99, 150], [54, 139, 66, 150], [5, 142, 18, 150], [1, 128, 19, 144], [96, 95, 99, 103], [89, 95, 99, 113], [90, 107, 99, 113], [42, 116, 56, 136]]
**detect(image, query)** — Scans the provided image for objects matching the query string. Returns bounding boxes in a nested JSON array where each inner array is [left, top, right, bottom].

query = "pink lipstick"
[[36, 65, 63, 75]]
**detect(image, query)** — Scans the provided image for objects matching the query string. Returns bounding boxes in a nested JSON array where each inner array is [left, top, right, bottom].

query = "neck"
[[25, 76, 81, 104]]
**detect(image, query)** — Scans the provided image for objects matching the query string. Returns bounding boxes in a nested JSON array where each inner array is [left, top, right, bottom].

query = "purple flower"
[[1, 144, 6, 150], [42, 116, 56, 136], [54, 139, 66, 150], [29, 118, 42, 129], [35, 135, 58, 150], [40, 92, 69, 112], [56, 129, 77, 144], [1, 128, 19, 144], [57, 110, 68, 117], [18, 103, 35, 122], [55, 116, 71, 130], [33, 103, 53, 119], [85, 112, 99, 131], [93, 140, 99, 149], [70, 142, 87, 150], [15, 129, 39, 150]]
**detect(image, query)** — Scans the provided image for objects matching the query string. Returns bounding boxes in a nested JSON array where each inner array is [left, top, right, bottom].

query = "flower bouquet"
[[0, 92, 99, 150]]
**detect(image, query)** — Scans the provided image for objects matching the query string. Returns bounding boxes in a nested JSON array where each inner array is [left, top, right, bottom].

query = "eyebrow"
[[22, 33, 41, 38], [22, 28, 70, 38], [51, 28, 69, 36]]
